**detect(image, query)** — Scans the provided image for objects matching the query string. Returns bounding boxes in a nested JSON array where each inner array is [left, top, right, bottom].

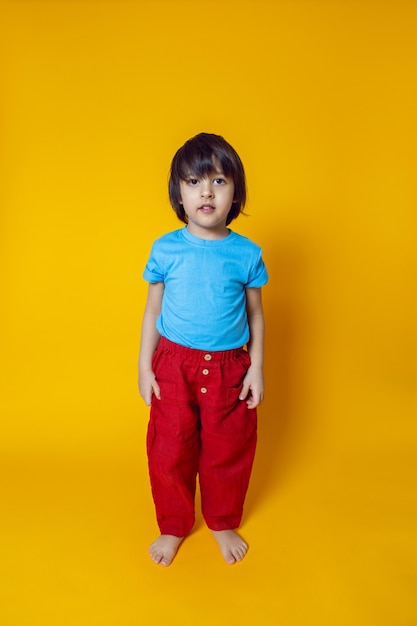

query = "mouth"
[[198, 204, 215, 213]]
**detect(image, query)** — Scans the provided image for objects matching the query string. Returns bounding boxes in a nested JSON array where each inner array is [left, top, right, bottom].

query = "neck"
[[186, 224, 230, 240]]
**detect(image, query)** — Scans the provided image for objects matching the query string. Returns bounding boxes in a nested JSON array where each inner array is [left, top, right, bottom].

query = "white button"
[[204, 354, 212, 361], [200, 387, 207, 394], [202, 369, 209, 375]]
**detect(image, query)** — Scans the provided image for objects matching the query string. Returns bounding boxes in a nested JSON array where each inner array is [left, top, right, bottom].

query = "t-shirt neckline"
[[182, 226, 234, 246]]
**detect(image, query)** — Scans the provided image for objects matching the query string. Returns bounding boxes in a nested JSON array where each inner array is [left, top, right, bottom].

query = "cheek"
[[179, 187, 192, 205]]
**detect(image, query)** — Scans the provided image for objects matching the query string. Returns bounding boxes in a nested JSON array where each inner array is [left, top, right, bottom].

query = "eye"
[[186, 178, 199, 186], [213, 177, 226, 185]]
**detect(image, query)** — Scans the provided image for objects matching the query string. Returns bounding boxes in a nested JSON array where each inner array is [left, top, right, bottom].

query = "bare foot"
[[211, 529, 248, 564], [149, 535, 184, 566]]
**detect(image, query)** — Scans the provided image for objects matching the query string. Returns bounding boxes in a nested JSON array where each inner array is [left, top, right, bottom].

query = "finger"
[[247, 390, 262, 408], [246, 396, 257, 408], [239, 382, 250, 401], [143, 391, 152, 406], [152, 380, 161, 400]]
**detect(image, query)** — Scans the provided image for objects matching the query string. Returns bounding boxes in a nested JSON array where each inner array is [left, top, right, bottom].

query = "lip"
[[198, 204, 215, 212]]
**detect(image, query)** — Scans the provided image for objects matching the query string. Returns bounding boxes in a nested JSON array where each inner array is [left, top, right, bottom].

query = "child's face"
[[179, 165, 235, 239]]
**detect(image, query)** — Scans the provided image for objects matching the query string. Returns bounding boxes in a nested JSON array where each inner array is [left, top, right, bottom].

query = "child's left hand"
[[239, 366, 264, 409]]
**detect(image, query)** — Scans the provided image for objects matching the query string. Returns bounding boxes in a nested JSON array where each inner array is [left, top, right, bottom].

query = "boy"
[[139, 133, 267, 565]]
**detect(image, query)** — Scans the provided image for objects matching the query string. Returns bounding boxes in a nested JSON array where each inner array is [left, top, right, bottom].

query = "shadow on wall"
[[245, 234, 317, 517]]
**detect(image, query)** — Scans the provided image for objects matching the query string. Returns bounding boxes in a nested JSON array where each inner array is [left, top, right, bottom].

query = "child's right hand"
[[139, 370, 161, 406]]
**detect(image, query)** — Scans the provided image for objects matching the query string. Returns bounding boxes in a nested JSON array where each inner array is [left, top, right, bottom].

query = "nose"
[[201, 180, 214, 198]]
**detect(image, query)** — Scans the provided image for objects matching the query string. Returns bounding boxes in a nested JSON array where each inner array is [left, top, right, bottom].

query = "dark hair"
[[169, 133, 246, 225]]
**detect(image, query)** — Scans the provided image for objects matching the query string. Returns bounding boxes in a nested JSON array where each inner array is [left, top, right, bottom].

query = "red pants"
[[147, 337, 257, 536]]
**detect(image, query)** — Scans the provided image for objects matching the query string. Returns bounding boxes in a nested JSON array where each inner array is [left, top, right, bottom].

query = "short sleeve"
[[143, 243, 165, 283], [245, 250, 268, 288]]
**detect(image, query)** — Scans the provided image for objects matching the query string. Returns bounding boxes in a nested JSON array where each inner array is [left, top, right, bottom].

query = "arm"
[[239, 287, 265, 409], [138, 282, 164, 405]]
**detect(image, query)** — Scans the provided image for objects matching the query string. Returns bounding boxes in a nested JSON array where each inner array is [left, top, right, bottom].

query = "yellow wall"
[[1, 1, 416, 625]]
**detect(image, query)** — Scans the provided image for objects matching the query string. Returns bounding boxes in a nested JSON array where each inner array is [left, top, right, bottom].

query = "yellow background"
[[1, 1, 416, 624]]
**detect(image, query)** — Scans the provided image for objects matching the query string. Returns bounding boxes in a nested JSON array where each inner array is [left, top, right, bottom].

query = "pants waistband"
[[157, 336, 245, 362]]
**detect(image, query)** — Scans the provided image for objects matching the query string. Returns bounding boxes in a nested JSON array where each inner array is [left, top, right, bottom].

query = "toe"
[[232, 550, 243, 562], [149, 549, 162, 564], [232, 544, 247, 562]]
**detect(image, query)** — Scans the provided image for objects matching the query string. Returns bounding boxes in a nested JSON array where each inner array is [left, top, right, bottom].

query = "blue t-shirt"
[[143, 227, 268, 351]]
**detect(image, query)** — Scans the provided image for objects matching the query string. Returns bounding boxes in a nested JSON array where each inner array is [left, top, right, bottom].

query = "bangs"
[[174, 146, 234, 181]]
